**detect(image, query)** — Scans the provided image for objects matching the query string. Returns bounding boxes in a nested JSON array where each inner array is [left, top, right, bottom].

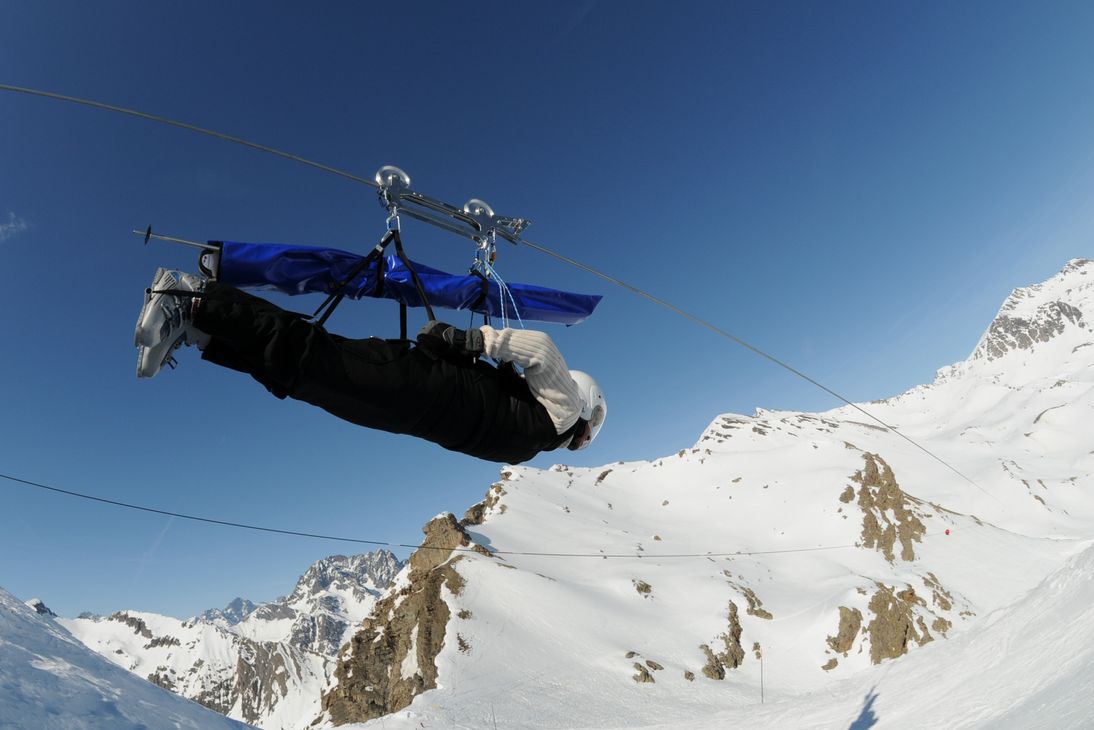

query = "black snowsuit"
[[193, 283, 577, 463]]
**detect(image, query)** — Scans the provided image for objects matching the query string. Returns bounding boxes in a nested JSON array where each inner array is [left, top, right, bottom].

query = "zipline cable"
[[2, 82, 990, 498], [517, 238, 992, 497], [0, 83, 377, 188], [0, 471, 854, 559]]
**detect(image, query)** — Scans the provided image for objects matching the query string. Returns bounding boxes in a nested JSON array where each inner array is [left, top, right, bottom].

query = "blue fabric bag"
[[217, 241, 602, 326]]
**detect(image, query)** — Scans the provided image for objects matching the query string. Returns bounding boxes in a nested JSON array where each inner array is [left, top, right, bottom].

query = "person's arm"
[[480, 326, 582, 434]]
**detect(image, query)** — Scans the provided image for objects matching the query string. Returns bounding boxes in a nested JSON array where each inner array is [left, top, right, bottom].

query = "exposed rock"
[[826, 606, 863, 655], [145, 635, 181, 649], [633, 580, 653, 597], [321, 514, 472, 725], [839, 486, 855, 503], [699, 645, 723, 680], [822, 658, 838, 671], [461, 501, 487, 526], [922, 572, 954, 611], [250, 603, 295, 622], [740, 587, 773, 620], [684, 670, 695, 682], [111, 612, 153, 639], [461, 484, 507, 526], [632, 663, 655, 683], [975, 300, 1086, 361], [233, 643, 292, 724], [700, 602, 745, 679], [723, 574, 773, 619], [866, 584, 931, 664], [24, 598, 56, 617], [148, 668, 176, 693], [625, 651, 638, 659], [595, 469, 613, 485], [645, 660, 664, 671], [853, 453, 927, 562]]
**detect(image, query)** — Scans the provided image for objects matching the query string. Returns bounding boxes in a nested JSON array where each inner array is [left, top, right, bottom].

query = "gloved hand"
[[417, 320, 485, 357]]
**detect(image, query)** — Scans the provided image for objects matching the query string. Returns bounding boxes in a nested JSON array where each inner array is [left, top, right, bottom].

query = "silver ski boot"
[[134, 268, 205, 378]]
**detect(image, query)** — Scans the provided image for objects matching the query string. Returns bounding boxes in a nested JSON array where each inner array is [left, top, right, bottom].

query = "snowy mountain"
[[59, 550, 403, 729], [24, 597, 57, 617], [199, 597, 258, 627], [313, 259, 1094, 728], [0, 586, 252, 730]]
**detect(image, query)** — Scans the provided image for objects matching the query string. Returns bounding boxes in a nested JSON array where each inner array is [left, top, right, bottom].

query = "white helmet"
[[568, 370, 606, 450]]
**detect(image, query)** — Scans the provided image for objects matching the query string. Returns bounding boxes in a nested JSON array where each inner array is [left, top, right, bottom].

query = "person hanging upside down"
[[133, 268, 606, 464]]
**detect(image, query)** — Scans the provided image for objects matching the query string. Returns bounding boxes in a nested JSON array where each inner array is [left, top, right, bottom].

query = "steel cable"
[[0, 471, 855, 559]]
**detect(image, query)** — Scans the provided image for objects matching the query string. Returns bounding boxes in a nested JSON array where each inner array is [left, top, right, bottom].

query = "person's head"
[[567, 370, 606, 450]]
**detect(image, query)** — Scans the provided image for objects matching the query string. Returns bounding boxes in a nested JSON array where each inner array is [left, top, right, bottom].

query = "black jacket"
[[195, 283, 575, 463]]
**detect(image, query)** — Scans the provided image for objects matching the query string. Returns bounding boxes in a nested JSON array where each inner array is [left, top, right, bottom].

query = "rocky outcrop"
[[111, 612, 153, 639], [699, 601, 745, 679], [853, 454, 927, 563], [975, 300, 1086, 361], [321, 514, 471, 726], [461, 483, 508, 526], [866, 584, 932, 664], [723, 573, 774, 619], [24, 598, 56, 617], [826, 606, 863, 655], [632, 663, 655, 683]]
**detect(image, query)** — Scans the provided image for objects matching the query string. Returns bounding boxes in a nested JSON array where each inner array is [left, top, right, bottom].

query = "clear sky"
[[1, 1, 1092, 619]]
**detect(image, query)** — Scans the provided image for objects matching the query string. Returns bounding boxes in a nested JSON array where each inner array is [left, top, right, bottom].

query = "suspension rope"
[[0, 83, 377, 188], [3, 82, 990, 497], [0, 472, 854, 559], [482, 259, 525, 329]]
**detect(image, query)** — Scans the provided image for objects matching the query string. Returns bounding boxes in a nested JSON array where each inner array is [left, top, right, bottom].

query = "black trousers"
[[192, 283, 564, 463]]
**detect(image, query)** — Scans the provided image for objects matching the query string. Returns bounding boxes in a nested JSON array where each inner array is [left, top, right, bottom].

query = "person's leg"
[[194, 282, 429, 433]]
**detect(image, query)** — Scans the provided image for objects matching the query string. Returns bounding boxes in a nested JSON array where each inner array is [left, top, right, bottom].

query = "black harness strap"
[[390, 229, 436, 338], [311, 231, 396, 327]]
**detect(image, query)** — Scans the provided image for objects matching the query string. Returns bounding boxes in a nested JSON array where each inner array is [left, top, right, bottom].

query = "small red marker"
[[945, 529, 951, 536]]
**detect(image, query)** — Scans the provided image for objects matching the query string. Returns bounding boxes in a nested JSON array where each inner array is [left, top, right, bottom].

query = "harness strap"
[[391, 230, 436, 323], [468, 268, 491, 312], [311, 231, 395, 327]]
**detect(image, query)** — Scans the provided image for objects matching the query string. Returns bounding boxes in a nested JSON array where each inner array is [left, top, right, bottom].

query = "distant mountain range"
[[58, 550, 402, 728]]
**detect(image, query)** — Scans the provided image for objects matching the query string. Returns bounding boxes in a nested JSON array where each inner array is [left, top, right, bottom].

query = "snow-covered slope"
[[59, 550, 402, 729], [0, 587, 251, 730], [315, 259, 1094, 729]]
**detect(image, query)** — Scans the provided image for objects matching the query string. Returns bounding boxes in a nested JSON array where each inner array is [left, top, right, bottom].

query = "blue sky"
[[1, 1, 1092, 618]]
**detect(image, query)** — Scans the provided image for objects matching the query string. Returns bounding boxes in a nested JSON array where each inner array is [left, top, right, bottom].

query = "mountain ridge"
[[58, 550, 403, 728]]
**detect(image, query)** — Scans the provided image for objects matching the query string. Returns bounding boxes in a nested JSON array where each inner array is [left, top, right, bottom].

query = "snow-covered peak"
[[969, 258, 1092, 364], [288, 550, 402, 605], [24, 598, 56, 617], [197, 597, 257, 627]]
